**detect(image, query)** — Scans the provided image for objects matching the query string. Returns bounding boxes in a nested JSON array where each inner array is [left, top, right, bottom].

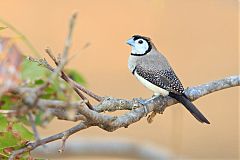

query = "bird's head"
[[126, 35, 153, 56]]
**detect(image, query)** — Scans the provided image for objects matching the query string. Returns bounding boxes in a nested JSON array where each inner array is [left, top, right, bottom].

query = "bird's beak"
[[126, 38, 135, 46]]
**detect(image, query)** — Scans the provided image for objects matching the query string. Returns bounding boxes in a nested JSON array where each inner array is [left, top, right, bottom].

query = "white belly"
[[135, 72, 169, 96]]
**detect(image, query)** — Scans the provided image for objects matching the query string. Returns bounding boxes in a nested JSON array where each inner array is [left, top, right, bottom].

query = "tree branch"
[[9, 122, 90, 160], [96, 75, 240, 113], [3, 10, 239, 160], [44, 47, 95, 109], [28, 112, 41, 143], [8, 75, 239, 159]]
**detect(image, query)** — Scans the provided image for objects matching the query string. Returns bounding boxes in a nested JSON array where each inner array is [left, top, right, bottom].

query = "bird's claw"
[[132, 98, 148, 116], [158, 106, 166, 114], [133, 98, 145, 107]]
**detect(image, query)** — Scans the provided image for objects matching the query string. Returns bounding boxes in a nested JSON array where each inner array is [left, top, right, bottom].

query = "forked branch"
[[5, 12, 239, 160], [9, 75, 239, 159]]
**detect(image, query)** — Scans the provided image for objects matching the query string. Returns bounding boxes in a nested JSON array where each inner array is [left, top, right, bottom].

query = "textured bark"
[[9, 75, 239, 159]]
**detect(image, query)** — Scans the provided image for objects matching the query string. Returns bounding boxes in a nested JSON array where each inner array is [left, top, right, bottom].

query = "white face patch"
[[131, 39, 149, 55]]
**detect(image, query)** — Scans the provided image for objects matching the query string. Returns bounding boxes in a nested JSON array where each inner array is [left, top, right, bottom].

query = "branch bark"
[[9, 122, 90, 160], [8, 75, 240, 159]]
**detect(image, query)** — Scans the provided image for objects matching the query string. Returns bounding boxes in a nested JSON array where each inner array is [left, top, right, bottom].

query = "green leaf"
[[12, 123, 34, 141], [0, 132, 19, 149], [34, 79, 45, 85], [20, 58, 48, 81], [34, 113, 43, 126], [0, 131, 31, 158], [65, 69, 86, 85], [0, 95, 14, 110], [0, 114, 8, 132], [0, 116, 34, 158]]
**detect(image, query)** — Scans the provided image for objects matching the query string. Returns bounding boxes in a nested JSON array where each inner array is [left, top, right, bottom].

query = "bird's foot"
[[132, 98, 145, 109], [158, 106, 166, 114], [132, 98, 148, 116], [143, 106, 149, 116]]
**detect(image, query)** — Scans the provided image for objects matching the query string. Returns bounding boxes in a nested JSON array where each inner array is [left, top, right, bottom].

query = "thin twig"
[[44, 42, 102, 102], [66, 75, 103, 102], [28, 112, 41, 142], [58, 132, 69, 153], [62, 12, 77, 61], [25, 12, 80, 111], [9, 122, 90, 160], [45, 47, 94, 109], [49, 12, 77, 79]]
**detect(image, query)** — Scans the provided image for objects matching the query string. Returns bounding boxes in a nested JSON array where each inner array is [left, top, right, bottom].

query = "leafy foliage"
[[0, 95, 15, 110], [0, 114, 34, 159], [0, 34, 86, 159], [65, 69, 86, 85], [20, 59, 48, 81]]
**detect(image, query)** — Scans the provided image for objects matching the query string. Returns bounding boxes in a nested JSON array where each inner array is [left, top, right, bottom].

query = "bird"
[[126, 35, 210, 124]]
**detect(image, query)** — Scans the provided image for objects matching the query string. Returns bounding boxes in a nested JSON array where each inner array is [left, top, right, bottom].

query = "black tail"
[[169, 92, 210, 124]]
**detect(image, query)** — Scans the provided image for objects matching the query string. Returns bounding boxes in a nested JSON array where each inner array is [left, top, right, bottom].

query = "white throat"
[[131, 46, 147, 55], [131, 47, 138, 54]]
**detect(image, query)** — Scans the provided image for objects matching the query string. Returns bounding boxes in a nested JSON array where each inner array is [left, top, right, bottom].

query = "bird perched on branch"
[[127, 35, 210, 124]]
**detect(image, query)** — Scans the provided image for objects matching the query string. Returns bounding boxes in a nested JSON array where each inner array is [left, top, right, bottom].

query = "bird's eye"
[[138, 40, 143, 44]]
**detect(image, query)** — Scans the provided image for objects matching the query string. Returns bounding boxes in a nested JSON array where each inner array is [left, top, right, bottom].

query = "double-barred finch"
[[127, 35, 210, 124]]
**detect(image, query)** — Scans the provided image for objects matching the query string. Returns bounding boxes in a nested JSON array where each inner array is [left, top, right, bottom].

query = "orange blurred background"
[[0, 0, 238, 159]]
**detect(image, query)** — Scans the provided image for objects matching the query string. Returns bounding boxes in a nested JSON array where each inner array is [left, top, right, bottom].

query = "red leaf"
[[3, 147, 14, 154], [0, 37, 23, 94], [7, 121, 13, 131]]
